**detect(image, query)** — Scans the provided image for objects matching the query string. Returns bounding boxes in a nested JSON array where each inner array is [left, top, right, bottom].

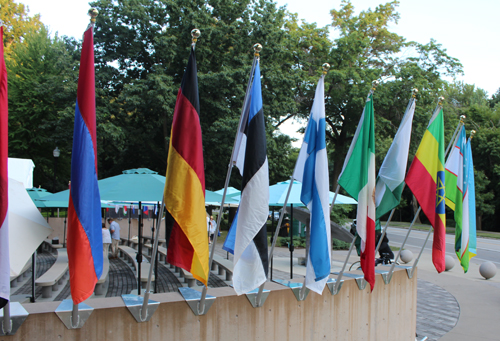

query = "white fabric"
[[357, 153, 376, 251], [8, 158, 35, 188], [293, 76, 331, 294], [375, 99, 415, 206], [232, 160, 269, 295], [8, 178, 52, 277]]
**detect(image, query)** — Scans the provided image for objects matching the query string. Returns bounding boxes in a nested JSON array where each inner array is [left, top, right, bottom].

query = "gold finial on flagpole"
[[322, 63, 330, 75], [438, 96, 445, 106], [88, 8, 98, 24], [254, 43, 262, 57], [191, 29, 201, 46], [470, 129, 476, 139], [412, 88, 418, 98], [460, 115, 466, 124], [371, 80, 379, 91]]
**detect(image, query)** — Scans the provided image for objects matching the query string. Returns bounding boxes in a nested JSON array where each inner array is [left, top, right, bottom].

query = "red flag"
[[0, 26, 10, 308], [67, 25, 103, 304]]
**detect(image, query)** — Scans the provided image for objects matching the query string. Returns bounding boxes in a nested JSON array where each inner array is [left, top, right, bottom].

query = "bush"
[[274, 236, 351, 250], [332, 239, 351, 250], [276, 236, 306, 248]]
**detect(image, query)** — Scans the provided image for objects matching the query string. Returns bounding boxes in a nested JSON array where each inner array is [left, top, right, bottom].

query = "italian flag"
[[338, 92, 376, 291]]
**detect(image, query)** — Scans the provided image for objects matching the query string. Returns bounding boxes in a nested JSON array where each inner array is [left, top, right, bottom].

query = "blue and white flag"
[[223, 61, 269, 295], [293, 75, 331, 294]]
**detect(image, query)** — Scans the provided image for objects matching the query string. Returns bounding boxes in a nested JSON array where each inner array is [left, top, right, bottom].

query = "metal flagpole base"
[[394, 265, 414, 279], [326, 278, 344, 295], [121, 294, 160, 323], [245, 288, 270, 308], [178, 287, 216, 316], [332, 272, 366, 290], [375, 269, 390, 285], [55, 299, 93, 329], [0, 302, 29, 335], [272, 279, 310, 301]]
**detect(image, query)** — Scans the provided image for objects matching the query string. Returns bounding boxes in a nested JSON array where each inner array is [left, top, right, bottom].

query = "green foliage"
[[332, 238, 351, 250], [0, 0, 42, 54], [5, 0, 500, 232], [6, 26, 79, 191], [276, 236, 306, 248]]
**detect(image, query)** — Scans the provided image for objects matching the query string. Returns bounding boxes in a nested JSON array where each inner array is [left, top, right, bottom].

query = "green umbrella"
[[39, 168, 238, 207], [26, 187, 52, 208]]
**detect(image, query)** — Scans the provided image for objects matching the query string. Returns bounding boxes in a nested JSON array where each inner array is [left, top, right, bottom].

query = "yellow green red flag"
[[405, 108, 446, 273]]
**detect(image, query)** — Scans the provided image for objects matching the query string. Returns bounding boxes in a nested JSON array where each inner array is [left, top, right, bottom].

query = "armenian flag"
[[67, 25, 103, 304]]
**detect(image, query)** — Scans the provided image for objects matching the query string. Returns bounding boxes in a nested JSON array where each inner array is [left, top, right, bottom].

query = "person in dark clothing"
[[350, 219, 395, 261]]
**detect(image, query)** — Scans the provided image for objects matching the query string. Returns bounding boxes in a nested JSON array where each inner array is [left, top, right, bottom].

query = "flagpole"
[[374, 90, 418, 256], [387, 107, 466, 280], [374, 209, 396, 256], [2, 302, 11, 334], [70, 8, 99, 327], [198, 43, 261, 314], [332, 80, 379, 293], [141, 197, 165, 321]]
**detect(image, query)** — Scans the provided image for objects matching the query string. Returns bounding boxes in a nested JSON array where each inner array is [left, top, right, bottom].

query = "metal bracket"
[[55, 299, 93, 329], [0, 302, 29, 336], [272, 279, 310, 301], [326, 278, 344, 295], [121, 294, 160, 323], [394, 265, 414, 279], [245, 288, 270, 308], [332, 272, 366, 290], [375, 269, 390, 285], [178, 287, 216, 316]]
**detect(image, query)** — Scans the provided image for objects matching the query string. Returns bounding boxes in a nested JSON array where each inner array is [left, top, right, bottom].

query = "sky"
[[18, 0, 500, 144]]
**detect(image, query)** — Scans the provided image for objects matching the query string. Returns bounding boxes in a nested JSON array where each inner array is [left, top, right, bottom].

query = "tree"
[[7, 26, 79, 190], [0, 0, 42, 55], [89, 0, 298, 189]]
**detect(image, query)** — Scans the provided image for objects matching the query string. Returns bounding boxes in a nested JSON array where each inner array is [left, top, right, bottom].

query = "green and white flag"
[[445, 127, 476, 272], [375, 97, 416, 220]]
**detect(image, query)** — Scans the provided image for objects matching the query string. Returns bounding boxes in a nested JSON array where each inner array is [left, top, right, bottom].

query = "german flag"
[[164, 47, 209, 285], [405, 108, 446, 273]]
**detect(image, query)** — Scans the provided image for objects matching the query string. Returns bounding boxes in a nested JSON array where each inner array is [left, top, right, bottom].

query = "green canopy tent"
[[26, 187, 52, 208]]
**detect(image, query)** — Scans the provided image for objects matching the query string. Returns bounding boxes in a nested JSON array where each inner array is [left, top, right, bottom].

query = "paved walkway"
[[12, 236, 499, 340]]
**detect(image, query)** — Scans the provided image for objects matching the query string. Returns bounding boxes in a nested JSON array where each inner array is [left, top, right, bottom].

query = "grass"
[[384, 221, 500, 240]]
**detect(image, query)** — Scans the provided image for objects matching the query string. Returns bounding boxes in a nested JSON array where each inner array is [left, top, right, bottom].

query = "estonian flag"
[[223, 61, 269, 295]]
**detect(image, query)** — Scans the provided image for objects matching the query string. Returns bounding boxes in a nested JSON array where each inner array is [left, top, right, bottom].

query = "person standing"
[[209, 216, 217, 244], [102, 223, 111, 255], [108, 217, 120, 258]]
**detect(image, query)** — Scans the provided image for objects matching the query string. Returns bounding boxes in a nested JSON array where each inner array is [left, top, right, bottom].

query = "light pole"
[[53, 147, 60, 192]]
